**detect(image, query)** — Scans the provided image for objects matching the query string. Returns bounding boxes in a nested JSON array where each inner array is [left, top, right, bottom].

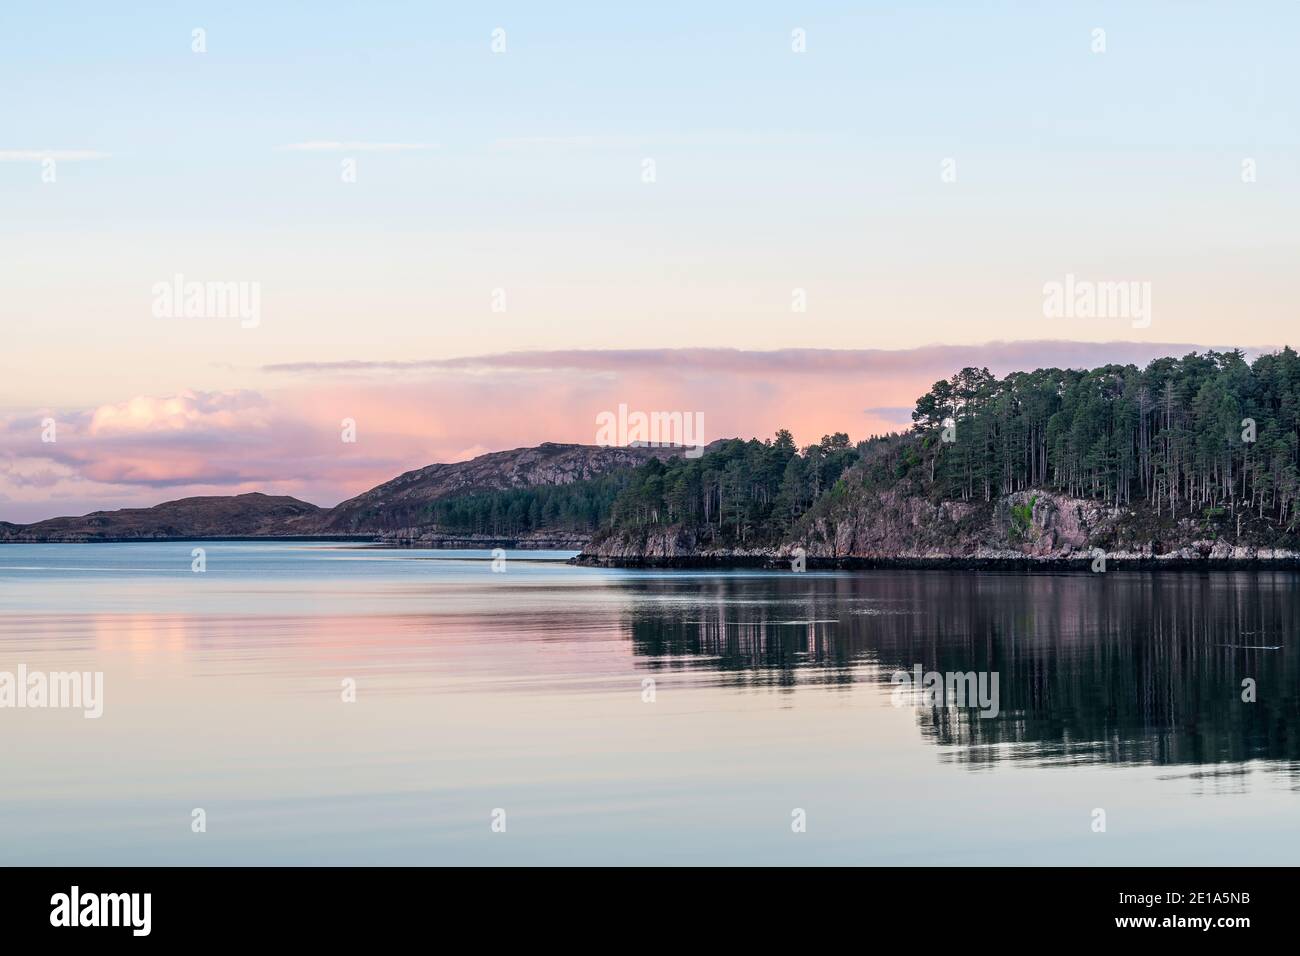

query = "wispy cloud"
[[0, 150, 110, 161], [275, 141, 440, 152], [490, 131, 819, 151], [263, 341, 1264, 377]]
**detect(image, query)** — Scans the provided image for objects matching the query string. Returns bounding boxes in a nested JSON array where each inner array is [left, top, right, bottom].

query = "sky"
[[1, 2, 1297, 521]]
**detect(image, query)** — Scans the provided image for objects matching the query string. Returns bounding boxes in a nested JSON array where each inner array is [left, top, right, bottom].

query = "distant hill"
[[2, 493, 323, 543], [0, 442, 704, 543], [316, 442, 694, 534]]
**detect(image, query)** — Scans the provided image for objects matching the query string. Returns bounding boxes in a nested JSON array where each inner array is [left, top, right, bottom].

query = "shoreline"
[[0, 534, 378, 545], [0, 534, 585, 548], [571, 553, 1300, 572], [5, 537, 1300, 572]]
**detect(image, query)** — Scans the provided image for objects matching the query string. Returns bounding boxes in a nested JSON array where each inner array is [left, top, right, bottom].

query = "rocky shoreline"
[[373, 529, 589, 549], [574, 488, 1300, 571], [571, 551, 1300, 571]]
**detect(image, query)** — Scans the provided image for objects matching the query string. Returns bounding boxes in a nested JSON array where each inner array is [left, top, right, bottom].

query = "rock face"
[[315, 442, 692, 533], [579, 488, 1300, 568], [0, 493, 324, 543], [804, 489, 1093, 560]]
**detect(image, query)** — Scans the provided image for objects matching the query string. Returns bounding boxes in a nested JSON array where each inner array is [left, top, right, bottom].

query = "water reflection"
[[623, 570, 1300, 773], [4, 546, 1298, 863]]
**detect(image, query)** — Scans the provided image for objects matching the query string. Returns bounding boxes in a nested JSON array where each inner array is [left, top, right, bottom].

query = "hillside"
[[580, 349, 1300, 567], [0, 442, 701, 544], [317, 442, 692, 535], [2, 493, 324, 543]]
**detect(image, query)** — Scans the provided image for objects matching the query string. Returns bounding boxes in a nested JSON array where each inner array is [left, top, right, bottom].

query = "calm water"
[[1, 542, 1297, 865]]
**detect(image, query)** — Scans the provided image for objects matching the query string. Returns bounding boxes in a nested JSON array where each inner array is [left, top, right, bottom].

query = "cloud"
[[275, 141, 440, 152], [0, 457, 78, 490], [0, 150, 109, 161], [88, 390, 268, 436], [490, 132, 821, 151], [0, 386, 446, 521], [263, 340, 1264, 377]]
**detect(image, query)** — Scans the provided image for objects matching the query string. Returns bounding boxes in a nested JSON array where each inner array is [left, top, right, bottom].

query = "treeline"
[[608, 431, 863, 545], [599, 348, 1300, 544], [914, 349, 1300, 523], [417, 473, 629, 536]]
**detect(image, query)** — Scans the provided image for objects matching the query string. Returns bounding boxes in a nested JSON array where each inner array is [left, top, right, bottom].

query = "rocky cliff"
[[579, 488, 1300, 568]]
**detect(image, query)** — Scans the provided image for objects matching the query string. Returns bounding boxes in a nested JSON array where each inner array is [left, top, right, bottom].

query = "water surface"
[[1, 542, 1296, 864]]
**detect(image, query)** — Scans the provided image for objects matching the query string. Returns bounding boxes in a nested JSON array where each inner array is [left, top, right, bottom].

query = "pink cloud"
[[88, 390, 268, 436]]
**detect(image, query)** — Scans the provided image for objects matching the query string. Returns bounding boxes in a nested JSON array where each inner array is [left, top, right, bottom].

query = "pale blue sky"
[[1, 1, 1296, 402]]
